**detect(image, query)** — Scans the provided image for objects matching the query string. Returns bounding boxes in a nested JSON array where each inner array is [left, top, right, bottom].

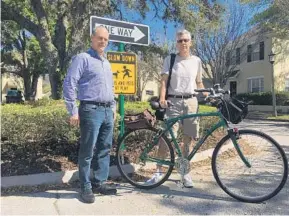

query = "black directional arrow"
[[90, 16, 150, 46]]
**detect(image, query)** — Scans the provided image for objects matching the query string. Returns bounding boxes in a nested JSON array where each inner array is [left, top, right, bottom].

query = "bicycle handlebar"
[[150, 84, 230, 110], [194, 84, 230, 101], [194, 88, 212, 93]]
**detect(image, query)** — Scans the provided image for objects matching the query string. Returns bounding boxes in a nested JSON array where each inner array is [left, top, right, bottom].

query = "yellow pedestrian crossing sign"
[[107, 51, 137, 94]]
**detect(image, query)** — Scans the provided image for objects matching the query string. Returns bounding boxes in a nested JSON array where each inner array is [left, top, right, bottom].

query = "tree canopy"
[[2, 0, 223, 99]]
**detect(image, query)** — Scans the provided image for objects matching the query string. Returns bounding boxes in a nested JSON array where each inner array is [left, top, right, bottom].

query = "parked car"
[[5, 88, 24, 103]]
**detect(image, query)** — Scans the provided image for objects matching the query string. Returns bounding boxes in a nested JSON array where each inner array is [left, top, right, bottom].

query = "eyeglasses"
[[177, 39, 190, 43]]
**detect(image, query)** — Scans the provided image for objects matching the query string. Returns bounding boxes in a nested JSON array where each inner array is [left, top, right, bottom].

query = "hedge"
[[1, 99, 217, 146], [235, 91, 289, 106], [1, 99, 223, 176]]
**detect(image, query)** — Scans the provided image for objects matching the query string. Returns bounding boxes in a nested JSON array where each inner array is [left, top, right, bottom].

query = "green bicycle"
[[116, 85, 288, 203]]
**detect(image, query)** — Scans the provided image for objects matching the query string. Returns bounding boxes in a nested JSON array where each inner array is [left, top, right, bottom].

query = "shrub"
[[1, 100, 218, 147], [236, 91, 289, 106], [1, 103, 79, 146], [1, 100, 222, 176]]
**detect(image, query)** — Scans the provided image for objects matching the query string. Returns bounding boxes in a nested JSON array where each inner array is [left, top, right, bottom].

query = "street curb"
[[1, 145, 232, 188], [247, 118, 289, 123], [1, 165, 126, 188]]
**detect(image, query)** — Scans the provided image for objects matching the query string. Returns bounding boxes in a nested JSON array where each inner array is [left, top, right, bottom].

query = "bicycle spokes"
[[212, 130, 288, 203], [116, 128, 175, 188]]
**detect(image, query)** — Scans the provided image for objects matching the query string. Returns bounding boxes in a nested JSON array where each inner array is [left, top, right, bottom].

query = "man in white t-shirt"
[[147, 29, 208, 187]]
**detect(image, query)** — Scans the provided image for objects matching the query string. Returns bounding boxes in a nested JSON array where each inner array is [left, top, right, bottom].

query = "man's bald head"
[[91, 26, 109, 56], [92, 26, 109, 36]]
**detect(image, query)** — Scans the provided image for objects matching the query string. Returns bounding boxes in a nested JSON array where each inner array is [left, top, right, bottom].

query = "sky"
[[105, 2, 179, 51], [104, 0, 268, 52]]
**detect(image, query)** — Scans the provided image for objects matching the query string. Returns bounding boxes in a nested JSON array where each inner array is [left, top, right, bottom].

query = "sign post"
[[107, 50, 137, 141], [118, 44, 125, 141], [90, 16, 149, 142]]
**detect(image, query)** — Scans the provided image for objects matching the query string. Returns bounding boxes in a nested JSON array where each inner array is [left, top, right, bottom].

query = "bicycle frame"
[[140, 110, 251, 167]]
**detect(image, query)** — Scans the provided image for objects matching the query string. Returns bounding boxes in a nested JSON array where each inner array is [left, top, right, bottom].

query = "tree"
[[136, 53, 161, 101], [126, 0, 224, 90], [192, 3, 255, 86], [1, 21, 46, 100], [2, 0, 113, 99], [2, 0, 222, 100], [242, 0, 289, 38], [126, 42, 173, 101]]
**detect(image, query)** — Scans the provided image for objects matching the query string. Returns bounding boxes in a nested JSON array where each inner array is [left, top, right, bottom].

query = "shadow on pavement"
[[139, 183, 238, 203]]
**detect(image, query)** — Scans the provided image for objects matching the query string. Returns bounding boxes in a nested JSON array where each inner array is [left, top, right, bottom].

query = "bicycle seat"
[[150, 100, 173, 110]]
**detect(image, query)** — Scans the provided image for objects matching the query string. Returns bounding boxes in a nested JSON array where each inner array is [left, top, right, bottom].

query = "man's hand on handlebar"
[[159, 99, 174, 109], [202, 91, 209, 97], [159, 98, 168, 108]]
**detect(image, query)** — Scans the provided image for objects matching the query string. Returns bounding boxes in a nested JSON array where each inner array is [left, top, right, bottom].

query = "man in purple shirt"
[[63, 26, 117, 203]]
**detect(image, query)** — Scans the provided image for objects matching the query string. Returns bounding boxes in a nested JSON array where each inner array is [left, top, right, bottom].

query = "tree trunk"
[[49, 68, 63, 100], [22, 68, 32, 100], [20, 32, 32, 101], [30, 74, 39, 100]]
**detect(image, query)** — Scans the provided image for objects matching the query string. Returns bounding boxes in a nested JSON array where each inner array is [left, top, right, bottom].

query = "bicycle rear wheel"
[[212, 129, 288, 203], [116, 127, 175, 189]]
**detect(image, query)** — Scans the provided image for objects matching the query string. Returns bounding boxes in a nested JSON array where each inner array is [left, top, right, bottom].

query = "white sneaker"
[[145, 172, 162, 184], [183, 173, 193, 188]]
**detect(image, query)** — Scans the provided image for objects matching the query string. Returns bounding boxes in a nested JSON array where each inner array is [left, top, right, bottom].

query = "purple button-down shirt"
[[63, 48, 115, 116]]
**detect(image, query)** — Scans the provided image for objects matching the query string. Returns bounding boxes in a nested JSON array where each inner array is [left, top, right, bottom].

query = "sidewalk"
[[2, 165, 288, 215], [246, 111, 289, 122], [1, 169, 225, 215], [2, 121, 289, 215]]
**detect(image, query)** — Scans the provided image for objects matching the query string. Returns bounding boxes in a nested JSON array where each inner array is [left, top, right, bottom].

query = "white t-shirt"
[[161, 54, 203, 95]]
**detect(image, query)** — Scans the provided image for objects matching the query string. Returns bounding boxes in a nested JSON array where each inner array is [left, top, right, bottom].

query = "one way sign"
[[90, 16, 150, 46]]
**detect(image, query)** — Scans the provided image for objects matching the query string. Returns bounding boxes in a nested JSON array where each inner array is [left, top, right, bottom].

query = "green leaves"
[[243, 0, 289, 38], [236, 92, 289, 106], [1, 101, 78, 145]]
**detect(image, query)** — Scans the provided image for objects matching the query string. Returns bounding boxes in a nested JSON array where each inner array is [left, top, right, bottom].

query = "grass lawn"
[[267, 115, 289, 120], [124, 101, 216, 114], [199, 104, 217, 112]]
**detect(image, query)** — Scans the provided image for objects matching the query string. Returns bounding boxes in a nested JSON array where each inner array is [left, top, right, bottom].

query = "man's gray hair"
[[176, 29, 192, 41], [91, 25, 108, 36]]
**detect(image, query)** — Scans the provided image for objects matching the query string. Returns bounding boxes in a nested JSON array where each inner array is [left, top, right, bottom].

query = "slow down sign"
[[90, 16, 150, 46]]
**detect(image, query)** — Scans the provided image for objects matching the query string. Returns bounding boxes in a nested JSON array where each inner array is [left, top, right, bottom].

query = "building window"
[[236, 48, 240, 64], [285, 78, 289, 92], [247, 42, 264, 63], [226, 51, 230, 66], [146, 90, 154, 95], [259, 41, 264, 60], [247, 45, 252, 62], [251, 52, 260, 61], [247, 77, 264, 93]]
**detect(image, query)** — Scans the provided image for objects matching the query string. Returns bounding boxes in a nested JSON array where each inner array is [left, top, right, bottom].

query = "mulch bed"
[[1, 138, 122, 177], [1, 140, 79, 177], [1, 130, 225, 177]]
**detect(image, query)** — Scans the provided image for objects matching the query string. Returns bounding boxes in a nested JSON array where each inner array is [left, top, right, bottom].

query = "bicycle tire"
[[212, 129, 288, 203], [116, 127, 175, 189]]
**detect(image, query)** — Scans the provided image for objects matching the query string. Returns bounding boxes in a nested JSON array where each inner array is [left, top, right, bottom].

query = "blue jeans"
[[78, 103, 114, 191]]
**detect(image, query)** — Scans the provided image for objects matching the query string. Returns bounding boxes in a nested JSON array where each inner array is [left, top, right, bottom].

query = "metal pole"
[[118, 43, 125, 141], [271, 63, 277, 117]]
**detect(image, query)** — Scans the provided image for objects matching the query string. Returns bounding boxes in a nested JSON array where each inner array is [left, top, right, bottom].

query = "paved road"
[[1, 120, 289, 215]]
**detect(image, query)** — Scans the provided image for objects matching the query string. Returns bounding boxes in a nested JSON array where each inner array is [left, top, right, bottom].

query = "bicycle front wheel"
[[212, 129, 288, 203], [116, 127, 175, 189]]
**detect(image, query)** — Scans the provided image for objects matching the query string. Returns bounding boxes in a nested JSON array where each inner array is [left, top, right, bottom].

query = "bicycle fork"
[[228, 128, 251, 168]]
